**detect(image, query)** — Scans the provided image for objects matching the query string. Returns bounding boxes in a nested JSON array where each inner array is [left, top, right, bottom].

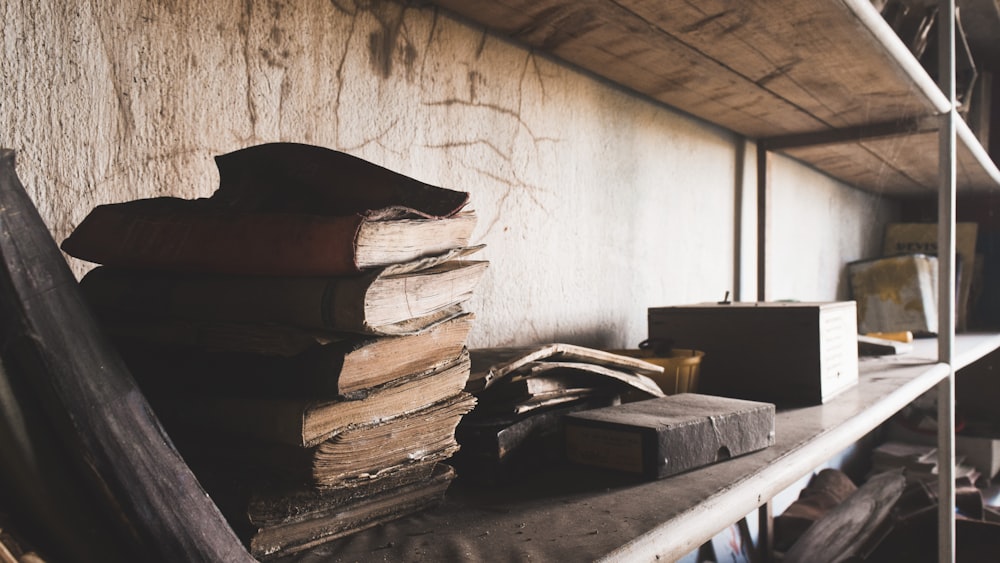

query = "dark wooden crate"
[[648, 301, 858, 406]]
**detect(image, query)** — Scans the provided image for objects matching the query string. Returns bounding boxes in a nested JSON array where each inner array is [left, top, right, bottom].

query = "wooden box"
[[564, 393, 775, 480], [648, 301, 858, 406]]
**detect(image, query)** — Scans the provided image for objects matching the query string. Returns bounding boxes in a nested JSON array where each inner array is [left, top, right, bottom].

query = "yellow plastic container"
[[608, 348, 704, 395]]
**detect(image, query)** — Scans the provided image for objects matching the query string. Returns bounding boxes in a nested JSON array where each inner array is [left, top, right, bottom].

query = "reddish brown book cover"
[[210, 142, 469, 218], [61, 197, 364, 275], [61, 143, 474, 276]]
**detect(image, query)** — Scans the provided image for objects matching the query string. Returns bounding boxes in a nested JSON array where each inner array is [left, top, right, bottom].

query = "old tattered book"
[[157, 350, 471, 448], [245, 463, 456, 559], [112, 312, 474, 399], [467, 343, 665, 396], [80, 247, 487, 335], [174, 393, 473, 488], [62, 142, 475, 276]]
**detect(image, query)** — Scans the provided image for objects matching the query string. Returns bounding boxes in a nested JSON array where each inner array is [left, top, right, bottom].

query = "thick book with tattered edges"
[[564, 393, 775, 480], [109, 312, 474, 399], [246, 463, 456, 559], [156, 350, 472, 448], [79, 246, 487, 335], [188, 458, 455, 560], [61, 143, 474, 276], [243, 462, 443, 528], [169, 394, 473, 488], [61, 198, 477, 276], [454, 395, 620, 485]]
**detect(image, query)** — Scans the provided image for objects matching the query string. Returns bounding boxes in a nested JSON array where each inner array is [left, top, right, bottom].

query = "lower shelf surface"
[[273, 334, 1000, 562]]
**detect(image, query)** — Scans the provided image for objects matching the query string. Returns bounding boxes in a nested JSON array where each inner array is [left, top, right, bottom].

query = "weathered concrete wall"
[[0, 0, 896, 348], [768, 152, 898, 301]]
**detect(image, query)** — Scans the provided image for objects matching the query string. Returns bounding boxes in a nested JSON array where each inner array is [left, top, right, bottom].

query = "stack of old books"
[[868, 441, 982, 488], [60, 143, 489, 559], [453, 344, 666, 484]]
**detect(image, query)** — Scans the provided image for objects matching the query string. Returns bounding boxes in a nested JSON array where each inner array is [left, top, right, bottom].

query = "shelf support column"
[[937, 1, 957, 562], [757, 501, 773, 562], [756, 143, 770, 302]]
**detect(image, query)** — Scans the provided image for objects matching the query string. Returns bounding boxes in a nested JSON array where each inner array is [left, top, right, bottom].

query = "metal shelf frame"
[[416, 2, 1000, 560]]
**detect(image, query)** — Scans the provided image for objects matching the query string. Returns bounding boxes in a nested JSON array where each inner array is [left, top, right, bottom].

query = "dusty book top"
[[62, 142, 475, 276]]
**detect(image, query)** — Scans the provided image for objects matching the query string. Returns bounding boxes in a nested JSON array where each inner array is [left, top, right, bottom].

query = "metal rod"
[[937, 1, 957, 562], [956, 119, 1000, 186], [762, 116, 939, 151], [757, 501, 774, 562], [734, 140, 745, 302], [843, 0, 951, 113], [756, 142, 769, 302]]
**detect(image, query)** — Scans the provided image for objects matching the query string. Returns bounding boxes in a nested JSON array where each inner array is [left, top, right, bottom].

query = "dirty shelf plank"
[[426, 0, 1000, 194]]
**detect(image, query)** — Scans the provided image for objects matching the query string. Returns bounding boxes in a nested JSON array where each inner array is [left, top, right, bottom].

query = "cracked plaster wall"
[[0, 0, 895, 348]]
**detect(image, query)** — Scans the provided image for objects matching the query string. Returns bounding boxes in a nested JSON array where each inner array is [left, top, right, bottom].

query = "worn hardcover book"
[[113, 312, 474, 399], [316, 393, 467, 485], [79, 247, 487, 335], [175, 393, 473, 488], [564, 393, 775, 480], [478, 369, 595, 399], [475, 371, 604, 404], [243, 460, 443, 528], [185, 456, 446, 554], [472, 360, 660, 407], [60, 197, 476, 276], [155, 351, 472, 447], [454, 395, 620, 484], [246, 463, 456, 559], [467, 344, 666, 397], [471, 389, 602, 418], [62, 143, 474, 276]]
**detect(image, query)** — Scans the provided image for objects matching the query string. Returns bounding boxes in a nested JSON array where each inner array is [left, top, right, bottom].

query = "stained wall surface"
[[0, 0, 896, 348]]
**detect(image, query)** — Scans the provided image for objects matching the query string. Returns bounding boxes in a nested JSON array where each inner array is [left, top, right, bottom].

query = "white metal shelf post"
[[937, 0, 958, 561]]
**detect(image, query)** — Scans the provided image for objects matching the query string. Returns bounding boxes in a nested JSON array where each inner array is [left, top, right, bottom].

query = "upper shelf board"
[[428, 0, 1000, 195]]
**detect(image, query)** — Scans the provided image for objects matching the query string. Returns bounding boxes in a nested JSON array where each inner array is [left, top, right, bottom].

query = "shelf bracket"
[[759, 116, 940, 151]]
